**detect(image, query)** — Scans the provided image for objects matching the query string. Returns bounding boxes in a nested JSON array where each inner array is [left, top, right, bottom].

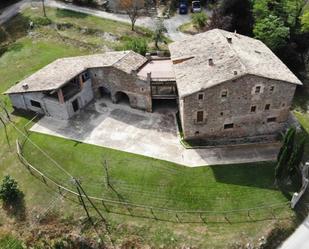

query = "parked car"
[[179, 1, 188, 14], [191, 1, 202, 13]]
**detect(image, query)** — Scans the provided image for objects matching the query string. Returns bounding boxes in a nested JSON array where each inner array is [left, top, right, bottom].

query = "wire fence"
[[16, 138, 292, 224], [0, 108, 293, 224]]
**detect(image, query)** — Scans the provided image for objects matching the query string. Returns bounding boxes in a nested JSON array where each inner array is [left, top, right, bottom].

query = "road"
[[279, 216, 309, 249], [0, 0, 192, 41]]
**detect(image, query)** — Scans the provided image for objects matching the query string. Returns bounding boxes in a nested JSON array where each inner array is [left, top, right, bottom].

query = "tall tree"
[[275, 146, 289, 182], [121, 0, 144, 31], [288, 137, 305, 176], [253, 15, 290, 50], [219, 0, 254, 35]]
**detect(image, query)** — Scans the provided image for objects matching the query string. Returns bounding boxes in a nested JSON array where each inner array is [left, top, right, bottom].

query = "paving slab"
[[30, 98, 280, 167]]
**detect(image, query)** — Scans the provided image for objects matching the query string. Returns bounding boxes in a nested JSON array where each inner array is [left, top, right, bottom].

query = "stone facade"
[[180, 75, 297, 143], [9, 74, 94, 120], [90, 67, 152, 112]]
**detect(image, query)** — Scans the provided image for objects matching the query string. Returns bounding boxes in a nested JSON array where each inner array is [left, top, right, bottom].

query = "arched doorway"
[[114, 91, 130, 106], [99, 86, 111, 99]]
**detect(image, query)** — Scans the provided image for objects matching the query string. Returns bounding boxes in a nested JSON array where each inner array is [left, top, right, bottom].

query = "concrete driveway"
[[30, 98, 280, 167]]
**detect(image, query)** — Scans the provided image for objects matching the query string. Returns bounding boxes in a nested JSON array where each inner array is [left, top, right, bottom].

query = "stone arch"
[[114, 91, 131, 106]]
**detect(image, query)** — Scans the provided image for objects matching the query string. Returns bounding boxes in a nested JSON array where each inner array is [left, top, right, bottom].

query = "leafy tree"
[[253, 15, 289, 50], [192, 12, 208, 30], [123, 37, 148, 55], [0, 176, 24, 206], [301, 9, 309, 32], [288, 137, 305, 176], [153, 18, 167, 50], [219, 0, 254, 35], [120, 0, 144, 31], [275, 146, 289, 181]]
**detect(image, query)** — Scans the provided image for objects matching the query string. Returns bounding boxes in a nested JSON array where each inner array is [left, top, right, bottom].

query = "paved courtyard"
[[30, 98, 281, 167]]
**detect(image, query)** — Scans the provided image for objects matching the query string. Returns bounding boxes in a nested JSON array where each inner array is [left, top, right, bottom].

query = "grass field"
[[0, 5, 305, 249]]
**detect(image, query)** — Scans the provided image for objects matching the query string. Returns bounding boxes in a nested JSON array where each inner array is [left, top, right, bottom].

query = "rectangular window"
[[267, 117, 277, 123], [30, 100, 41, 108], [251, 106, 256, 112], [221, 90, 228, 98], [82, 72, 90, 82], [196, 111, 204, 123], [270, 86, 274, 92], [265, 104, 270, 110], [198, 93, 204, 100], [224, 123, 234, 129], [255, 86, 261, 94]]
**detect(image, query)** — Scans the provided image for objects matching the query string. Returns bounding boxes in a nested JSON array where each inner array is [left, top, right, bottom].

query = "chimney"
[[22, 83, 29, 90], [145, 52, 151, 61], [147, 72, 152, 83], [227, 37, 232, 43], [208, 58, 214, 66]]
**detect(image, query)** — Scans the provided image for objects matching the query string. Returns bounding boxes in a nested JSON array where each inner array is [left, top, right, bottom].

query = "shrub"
[[123, 37, 148, 55], [32, 17, 52, 26], [192, 12, 208, 29], [0, 175, 24, 206]]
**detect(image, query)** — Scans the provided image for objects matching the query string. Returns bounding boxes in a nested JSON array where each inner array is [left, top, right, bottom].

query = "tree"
[[192, 12, 208, 30], [301, 9, 309, 32], [153, 18, 167, 50], [219, 0, 254, 35], [275, 146, 289, 182], [277, 127, 296, 161], [253, 15, 290, 50], [0, 176, 24, 206], [206, 7, 233, 31], [121, 0, 144, 31], [288, 137, 305, 176]]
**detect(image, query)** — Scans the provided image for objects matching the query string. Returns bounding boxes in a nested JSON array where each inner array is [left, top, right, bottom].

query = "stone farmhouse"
[[4, 29, 302, 144]]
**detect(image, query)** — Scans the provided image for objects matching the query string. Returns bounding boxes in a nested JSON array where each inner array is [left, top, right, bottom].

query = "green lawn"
[[0, 6, 302, 249]]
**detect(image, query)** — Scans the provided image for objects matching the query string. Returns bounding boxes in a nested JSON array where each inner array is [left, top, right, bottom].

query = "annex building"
[[4, 29, 302, 144]]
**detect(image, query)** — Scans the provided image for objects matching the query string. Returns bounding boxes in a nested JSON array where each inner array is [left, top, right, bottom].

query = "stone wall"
[[9, 79, 94, 120], [180, 75, 297, 142], [90, 67, 152, 112]]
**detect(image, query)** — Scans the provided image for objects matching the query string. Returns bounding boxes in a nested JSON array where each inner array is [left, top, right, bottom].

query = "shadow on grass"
[[210, 162, 278, 190], [55, 8, 88, 19], [2, 196, 26, 221]]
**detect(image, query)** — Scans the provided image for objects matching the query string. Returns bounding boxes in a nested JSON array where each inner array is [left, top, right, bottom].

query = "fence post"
[[175, 213, 181, 223], [150, 208, 157, 220], [199, 213, 206, 223], [102, 200, 109, 212]]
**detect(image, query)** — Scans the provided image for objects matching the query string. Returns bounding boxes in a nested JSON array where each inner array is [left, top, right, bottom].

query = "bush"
[[0, 175, 24, 206], [122, 37, 148, 55], [192, 12, 208, 29], [31, 17, 52, 26]]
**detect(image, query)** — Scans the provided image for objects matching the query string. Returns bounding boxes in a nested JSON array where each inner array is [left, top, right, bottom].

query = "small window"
[[224, 123, 234, 129], [81, 72, 90, 82], [196, 111, 204, 123], [270, 86, 275, 92], [265, 104, 270, 110], [255, 86, 261, 94], [30, 100, 41, 108], [267, 117, 277, 123], [220, 112, 224, 116], [198, 93, 204, 100], [221, 90, 228, 98], [251, 106, 256, 113], [195, 131, 200, 136], [281, 103, 286, 108]]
